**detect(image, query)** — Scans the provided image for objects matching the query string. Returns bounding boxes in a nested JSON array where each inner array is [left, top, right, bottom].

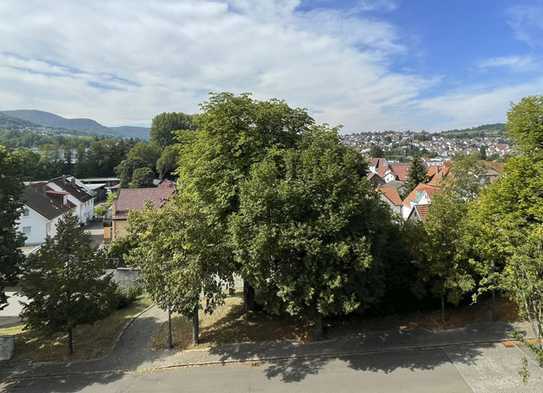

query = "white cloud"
[[416, 79, 543, 130], [357, 0, 399, 12], [477, 55, 537, 71], [507, 5, 543, 47], [0, 0, 429, 131], [0, 0, 540, 133]]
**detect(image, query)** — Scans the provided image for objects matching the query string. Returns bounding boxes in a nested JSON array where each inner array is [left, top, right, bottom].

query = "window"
[[22, 226, 31, 234], [23, 208, 30, 216]]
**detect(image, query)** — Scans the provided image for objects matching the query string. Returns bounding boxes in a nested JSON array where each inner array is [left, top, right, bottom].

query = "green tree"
[[369, 144, 384, 158], [115, 142, 161, 187], [150, 112, 195, 148], [507, 96, 543, 154], [127, 201, 232, 347], [130, 167, 154, 188], [19, 213, 117, 354], [157, 145, 180, 179], [420, 155, 484, 321], [177, 92, 314, 310], [230, 127, 390, 337], [0, 145, 25, 309], [404, 156, 427, 196]]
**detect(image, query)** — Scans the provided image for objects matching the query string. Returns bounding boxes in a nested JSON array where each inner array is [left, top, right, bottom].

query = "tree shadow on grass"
[[1, 311, 165, 393]]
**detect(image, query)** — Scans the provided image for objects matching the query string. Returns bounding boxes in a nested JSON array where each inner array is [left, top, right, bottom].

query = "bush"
[[114, 286, 143, 310]]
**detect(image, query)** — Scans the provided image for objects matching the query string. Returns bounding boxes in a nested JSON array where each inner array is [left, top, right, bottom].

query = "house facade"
[[18, 185, 74, 245]]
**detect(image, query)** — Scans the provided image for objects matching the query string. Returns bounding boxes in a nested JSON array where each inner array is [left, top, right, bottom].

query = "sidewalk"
[[1, 317, 533, 381]]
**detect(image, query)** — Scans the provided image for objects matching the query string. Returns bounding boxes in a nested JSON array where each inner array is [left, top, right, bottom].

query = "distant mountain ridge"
[[0, 110, 149, 139], [439, 123, 506, 137]]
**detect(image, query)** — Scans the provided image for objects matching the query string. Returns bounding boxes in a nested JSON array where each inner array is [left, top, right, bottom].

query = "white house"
[[46, 176, 95, 224], [18, 185, 74, 245]]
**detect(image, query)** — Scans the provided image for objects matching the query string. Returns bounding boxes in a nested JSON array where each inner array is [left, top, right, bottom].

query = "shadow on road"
[[207, 322, 516, 383]]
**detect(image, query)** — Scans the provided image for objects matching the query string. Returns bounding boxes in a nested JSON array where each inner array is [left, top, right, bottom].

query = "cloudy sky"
[[1, 0, 542, 132]]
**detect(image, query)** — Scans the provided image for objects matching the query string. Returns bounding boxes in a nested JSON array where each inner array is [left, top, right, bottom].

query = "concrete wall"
[[106, 268, 140, 289]]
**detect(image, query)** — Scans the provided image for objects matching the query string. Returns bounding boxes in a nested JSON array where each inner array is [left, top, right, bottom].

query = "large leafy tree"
[[19, 213, 117, 354], [177, 92, 314, 309], [420, 154, 484, 321], [0, 145, 25, 309], [150, 112, 195, 148], [127, 201, 231, 347], [115, 142, 161, 187], [230, 127, 390, 337], [465, 96, 543, 337]]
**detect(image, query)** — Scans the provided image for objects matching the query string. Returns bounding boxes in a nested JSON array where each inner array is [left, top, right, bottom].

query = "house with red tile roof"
[[369, 158, 412, 185], [407, 204, 430, 222], [111, 180, 175, 240], [401, 183, 441, 220], [377, 185, 402, 215]]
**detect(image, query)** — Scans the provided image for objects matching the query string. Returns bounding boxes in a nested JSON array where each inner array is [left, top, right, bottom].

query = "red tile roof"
[[402, 183, 440, 208], [377, 185, 402, 206], [412, 204, 430, 221], [390, 163, 410, 182], [371, 157, 389, 178], [113, 181, 175, 219]]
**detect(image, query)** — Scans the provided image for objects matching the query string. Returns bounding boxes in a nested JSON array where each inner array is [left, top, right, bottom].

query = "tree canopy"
[[0, 145, 25, 309], [150, 112, 195, 148], [19, 213, 117, 353], [230, 127, 391, 334]]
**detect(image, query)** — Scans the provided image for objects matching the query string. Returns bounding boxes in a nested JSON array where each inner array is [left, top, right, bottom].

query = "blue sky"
[[0, 0, 542, 132]]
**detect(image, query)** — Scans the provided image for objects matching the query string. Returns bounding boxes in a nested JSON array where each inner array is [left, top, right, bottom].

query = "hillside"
[[439, 123, 506, 138], [1, 110, 149, 139]]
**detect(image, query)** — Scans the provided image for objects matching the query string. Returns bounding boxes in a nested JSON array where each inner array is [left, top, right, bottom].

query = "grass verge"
[[0, 295, 152, 362], [152, 294, 307, 350]]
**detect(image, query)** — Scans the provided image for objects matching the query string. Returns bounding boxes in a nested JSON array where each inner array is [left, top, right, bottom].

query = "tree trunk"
[[491, 289, 496, 321], [441, 293, 446, 325], [68, 328, 74, 355], [167, 308, 173, 349], [243, 280, 255, 313], [313, 314, 324, 341], [192, 305, 200, 346]]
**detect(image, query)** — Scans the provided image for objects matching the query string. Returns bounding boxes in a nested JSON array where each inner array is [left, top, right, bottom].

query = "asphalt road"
[[3, 344, 540, 393]]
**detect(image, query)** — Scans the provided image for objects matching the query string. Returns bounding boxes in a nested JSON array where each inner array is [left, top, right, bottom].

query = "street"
[[3, 343, 541, 393]]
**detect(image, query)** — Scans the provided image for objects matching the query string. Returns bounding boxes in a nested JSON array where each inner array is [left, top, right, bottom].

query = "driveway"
[[0, 289, 27, 328]]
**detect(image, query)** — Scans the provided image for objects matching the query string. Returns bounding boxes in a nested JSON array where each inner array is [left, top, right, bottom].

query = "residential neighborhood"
[[3, 2, 543, 393]]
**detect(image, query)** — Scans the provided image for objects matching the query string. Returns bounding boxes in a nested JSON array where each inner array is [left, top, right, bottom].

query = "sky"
[[0, 0, 542, 132]]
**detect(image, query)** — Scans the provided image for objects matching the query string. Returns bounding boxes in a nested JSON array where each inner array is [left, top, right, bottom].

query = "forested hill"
[[0, 110, 149, 139], [439, 123, 506, 138]]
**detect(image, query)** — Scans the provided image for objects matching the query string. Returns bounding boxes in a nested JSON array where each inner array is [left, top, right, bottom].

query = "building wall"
[[112, 219, 129, 240], [379, 195, 401, 215], [18, 206, 48, 245]]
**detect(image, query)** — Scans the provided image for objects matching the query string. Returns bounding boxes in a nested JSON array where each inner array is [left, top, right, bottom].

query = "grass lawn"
[[152, 293, 308, 350], [0, 296, 152, 362], [328, 296, 519, 338]]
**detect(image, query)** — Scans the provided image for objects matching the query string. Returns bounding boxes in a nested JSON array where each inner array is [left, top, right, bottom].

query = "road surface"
[[3, 343, 541, 393]]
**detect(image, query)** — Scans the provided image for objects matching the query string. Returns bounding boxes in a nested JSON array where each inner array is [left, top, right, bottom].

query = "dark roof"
[[50, 176, 93, 202], [23, 186, 71, 220], [113, 180, 175, 220]]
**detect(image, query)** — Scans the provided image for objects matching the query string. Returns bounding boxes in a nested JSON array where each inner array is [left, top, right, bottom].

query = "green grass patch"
[[152, 294, 308, 350], [5, 295, 152, 362]]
